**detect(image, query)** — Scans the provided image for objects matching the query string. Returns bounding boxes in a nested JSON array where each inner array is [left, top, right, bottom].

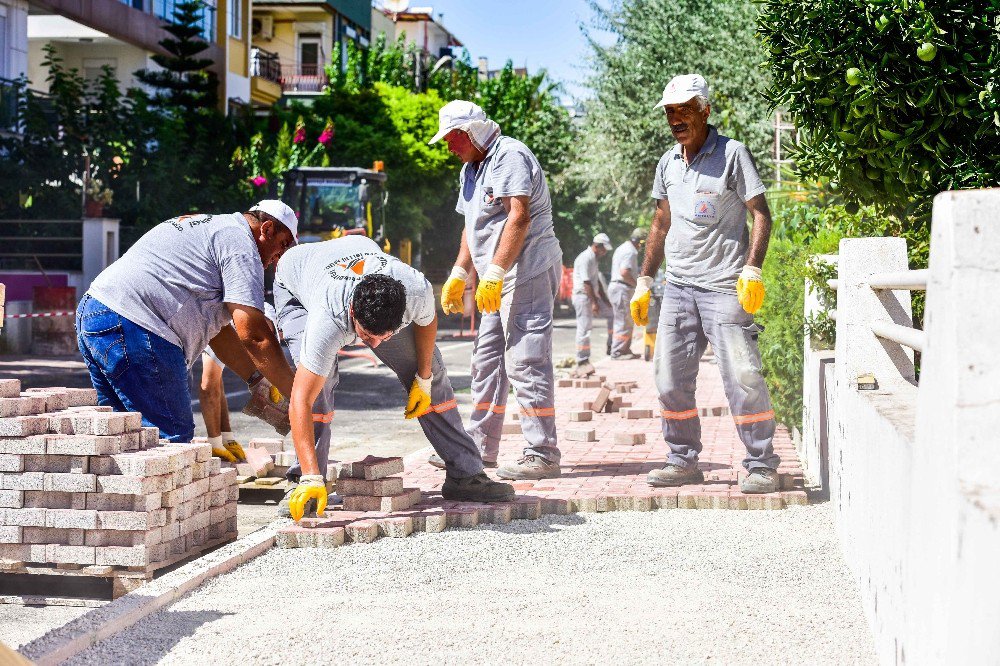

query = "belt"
[[610, 280, 635, 287]]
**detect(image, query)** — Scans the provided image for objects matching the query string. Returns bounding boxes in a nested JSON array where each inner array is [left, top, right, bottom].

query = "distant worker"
[[199, 302, 280, 463], [432, 100, 564, 480], [630, 74, 780, 494], [76, 201, 297, 443], [572, 233, 614, 376], [608, 228, 647, 360], [273, 236, 515, 521]]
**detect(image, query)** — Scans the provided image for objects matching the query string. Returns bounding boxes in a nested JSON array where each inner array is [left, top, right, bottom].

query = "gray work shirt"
[[456, 135, 562, 289], [87, 212, 265, 368], [611, 241, 639, 285], [651, 126, 766, 293], [572, 247, 599, 295], [272, 236, 435, 377]]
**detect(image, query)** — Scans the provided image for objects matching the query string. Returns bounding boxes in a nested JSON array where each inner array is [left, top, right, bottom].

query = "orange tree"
[[757, 0, 999, 222]]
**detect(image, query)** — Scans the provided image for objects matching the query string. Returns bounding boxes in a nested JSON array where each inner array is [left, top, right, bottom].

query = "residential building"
[[5, 0, 256, 114], [250, 0, 369, 101], [370, 4, 461, 61]]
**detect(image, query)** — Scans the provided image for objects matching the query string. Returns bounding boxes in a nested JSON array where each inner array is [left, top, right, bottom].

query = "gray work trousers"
[[468, 261, 560, 463], [654, 281, 780, 471], [279, 307, 484, 481], [608, 281, 636, 356], [572, 293, 612, 363]]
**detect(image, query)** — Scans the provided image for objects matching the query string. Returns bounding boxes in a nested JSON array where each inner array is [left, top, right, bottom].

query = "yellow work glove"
[[211, 446, 238, 463], [288, 474, 327, 522], [223, 440, 247, 463], [630, 276, 654, 327], [736, 265, 765, 314], [269, 385, 284, 403], [404, 374, 432, 419], [441, 266, 468, 315], [475, 264, 505, 314]]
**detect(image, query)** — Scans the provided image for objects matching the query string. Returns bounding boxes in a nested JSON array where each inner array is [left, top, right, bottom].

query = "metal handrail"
[[867, 269, 929, 291], [870, 320, 925, 352]]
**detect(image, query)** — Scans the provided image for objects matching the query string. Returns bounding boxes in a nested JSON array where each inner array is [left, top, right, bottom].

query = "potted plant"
[[84, 177, 113, 217]]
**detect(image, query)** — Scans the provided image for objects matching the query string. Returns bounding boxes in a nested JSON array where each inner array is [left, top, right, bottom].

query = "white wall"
[[27, 37, 152, 92], [814, 190, 1000, 664]]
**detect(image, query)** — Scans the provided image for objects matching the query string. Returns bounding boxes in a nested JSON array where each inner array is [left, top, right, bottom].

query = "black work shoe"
[[442, 472, 516, 502], [646, 464, 705, 487], [496, 455, 561, 480], [429, 453, 497, 470], [740, 468, 779, 494], [611, 352, 640, 361]]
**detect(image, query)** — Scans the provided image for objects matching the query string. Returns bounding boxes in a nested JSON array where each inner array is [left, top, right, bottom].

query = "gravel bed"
[[65, 503, 875, 665], [1, 604, 90, 649]]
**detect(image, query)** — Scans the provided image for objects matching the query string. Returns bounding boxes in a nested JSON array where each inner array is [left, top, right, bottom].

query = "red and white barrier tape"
[[3, 310, 75, 319]]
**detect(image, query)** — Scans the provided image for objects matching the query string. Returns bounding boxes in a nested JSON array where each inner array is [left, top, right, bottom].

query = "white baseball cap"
[[250, 200, 298, 243], [653, 74, 709, 110], [428, 100, 487, 144], [593, 233, 613, 250]]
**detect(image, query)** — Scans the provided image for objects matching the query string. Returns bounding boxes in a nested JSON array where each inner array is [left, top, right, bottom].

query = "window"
[[0, 5, 7, 79], [227, 0, 240, 38], [155, 0, 215, 41], [298, 33, 322, 76]]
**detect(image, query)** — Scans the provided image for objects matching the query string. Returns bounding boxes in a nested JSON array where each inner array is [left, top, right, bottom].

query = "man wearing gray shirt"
[[629, 74, 781, 494], [76, 200, 298, 443], [571, 233, 613, 376], [273, 237, 514, 520], [431, 100, 563, 480], [608, 228, 647, 360]]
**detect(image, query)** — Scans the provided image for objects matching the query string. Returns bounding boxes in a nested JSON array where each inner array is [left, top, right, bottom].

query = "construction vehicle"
[[280, 165, 389, 250]]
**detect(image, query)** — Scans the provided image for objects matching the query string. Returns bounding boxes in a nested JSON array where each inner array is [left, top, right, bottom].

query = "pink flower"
[[251, 175, 267, 187], [318, 129, 333, 146], [293, 127, 306, 144]]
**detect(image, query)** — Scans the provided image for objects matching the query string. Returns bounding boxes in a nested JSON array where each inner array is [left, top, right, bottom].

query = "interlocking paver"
[[278, 357, 807, 548]]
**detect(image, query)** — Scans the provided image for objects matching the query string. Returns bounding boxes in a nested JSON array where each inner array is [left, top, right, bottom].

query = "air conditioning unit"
[[252, 15, 274, 40]]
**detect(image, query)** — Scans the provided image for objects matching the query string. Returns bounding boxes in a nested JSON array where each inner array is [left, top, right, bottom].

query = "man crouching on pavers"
[[275, 236, 515, 521]]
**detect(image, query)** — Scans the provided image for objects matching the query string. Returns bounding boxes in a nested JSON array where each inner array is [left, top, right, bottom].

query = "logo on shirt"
[[693, 192, 718, 220], [482, 187, 500, 207], [324, 253, 389, 280], [167, 214, 212, 232]]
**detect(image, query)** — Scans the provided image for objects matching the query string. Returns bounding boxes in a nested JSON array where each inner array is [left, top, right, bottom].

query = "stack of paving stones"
[[0, 379, 238, 582], [276, 357, 811, 550]]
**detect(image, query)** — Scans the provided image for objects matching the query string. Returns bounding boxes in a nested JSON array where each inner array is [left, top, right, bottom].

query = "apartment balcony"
[[250, 47, 282, 106], [280, 63, 328, 94]]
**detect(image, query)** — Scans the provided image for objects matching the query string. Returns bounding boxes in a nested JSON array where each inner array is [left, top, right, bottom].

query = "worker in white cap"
[[76, 200, 298, 444], [430, 100, 564, 480], [630, 73, 781, 494], [608, 227, 648, 360], [571, 233, 614, 376]]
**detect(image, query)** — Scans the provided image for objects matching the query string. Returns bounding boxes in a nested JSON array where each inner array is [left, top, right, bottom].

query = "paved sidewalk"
[[278, 355, 807, 547]]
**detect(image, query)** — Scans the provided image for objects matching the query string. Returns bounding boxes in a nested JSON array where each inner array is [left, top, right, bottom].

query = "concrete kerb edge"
[[18, 524, 280, 665]]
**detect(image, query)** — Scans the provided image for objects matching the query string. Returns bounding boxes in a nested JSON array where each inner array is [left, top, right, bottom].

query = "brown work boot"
[[740, 468, 779, 494], [496, 455, 561, 480], [647, 464, 705, 487], [442, 472, 515, 502]]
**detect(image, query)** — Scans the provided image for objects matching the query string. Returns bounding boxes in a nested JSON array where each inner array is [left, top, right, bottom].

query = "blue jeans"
[[75, 294, 194, 442]]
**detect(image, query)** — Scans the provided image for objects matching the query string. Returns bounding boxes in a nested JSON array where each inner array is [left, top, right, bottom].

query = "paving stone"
[[94, 544, 157, 567], [43, 472, 97, 493], [345, 520, 380, 544], [0, 453, 23, 472], [64, 387, 99, 407], [0, 507, 47, 526], [377, 516, 414, 538], [341, 456, 404, 480], [22, 454, 89, 474], [0, 379, 22, 399], [90, 452, 171, 477], [342, 487, 420, 513], [140, 427, 161, 449], [242, 446, 276, 477], [46, 434, 122, 456], [45, 544, 96, 565], [25, 491, 86, 510], [336, 476, 404, 497], [556, 378, 574, 387], [0, 398, 40, 418], [565, 428, 596, 442], [0, 526, 22, 543], [444, 508, 479, 528], [45, 509, 98, 529], [0, 471, 43, 490], [96, 473, 173, 495], [677, 490, 698, 509], [613, 432, 646, 445], [541, 497, 571, 515], [573, 379, 603, 388], [514, 497, 542, 520], [0, 489, 23, 508], [248, 438, 283, 454], [591, 385, 613, 413], [0, 435, 48, 455], [568, 410, 592, 422], [621, 408, 654, 419], [781, 490, 808, 506], [483, 504, 513, 524]]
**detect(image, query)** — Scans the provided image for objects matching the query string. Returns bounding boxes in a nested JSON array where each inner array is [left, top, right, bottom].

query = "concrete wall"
[[27, 34, 152, 91], [819, 190, 1000, 664]]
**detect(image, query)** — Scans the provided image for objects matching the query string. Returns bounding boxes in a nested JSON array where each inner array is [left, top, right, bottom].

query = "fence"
[[800, 189, 999, 663]]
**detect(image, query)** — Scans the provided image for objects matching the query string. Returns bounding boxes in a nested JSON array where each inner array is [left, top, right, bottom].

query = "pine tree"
[[135, 0, 219, 113]]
